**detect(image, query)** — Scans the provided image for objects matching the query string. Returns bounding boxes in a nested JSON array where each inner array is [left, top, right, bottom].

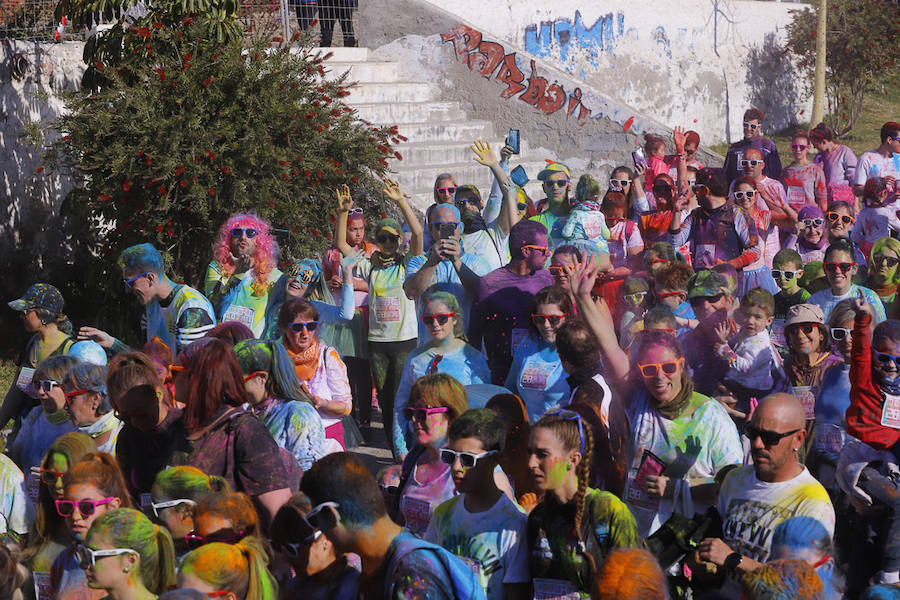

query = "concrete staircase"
[[318, 47, 547, 209]]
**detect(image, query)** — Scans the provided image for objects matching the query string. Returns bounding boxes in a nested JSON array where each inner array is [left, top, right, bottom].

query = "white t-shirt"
[[0, 453, 34, 536], [357, 256, 418, 343], [463, 225, 508, 273], [855, 150, 900, 186], [718, 465, 835, 595], [424, 493, 529, 600]]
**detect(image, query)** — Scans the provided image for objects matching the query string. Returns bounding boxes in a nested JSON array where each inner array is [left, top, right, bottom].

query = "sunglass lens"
[[78, 501, 96, 516], [460, 454, 476, 468], [231, 228, 241, 237], [41, 472, 58, 485], [662, 362, 679, 375], [436, 315, 449, 325], [246, 229, 258, 238], [440, 450, 454, 465], [57, 502, 73, 517]]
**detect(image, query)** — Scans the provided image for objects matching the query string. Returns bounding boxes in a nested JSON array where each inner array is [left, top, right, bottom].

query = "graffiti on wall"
[[524, 10, 625, 67], [440, 24, 594, 121]]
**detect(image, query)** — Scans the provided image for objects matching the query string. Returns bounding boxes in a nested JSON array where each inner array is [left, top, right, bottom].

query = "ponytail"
[[153, 525, 177, 594], [181, 538, 278, 600]]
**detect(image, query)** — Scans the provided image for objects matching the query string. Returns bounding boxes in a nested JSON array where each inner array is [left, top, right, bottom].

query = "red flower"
[[278, 160, 290, 166], [152, 21, 163, 28], [99, 194, 111, 202], [137, 26, 150, 39], [145, 157, 153, 165], [122, 179, 131, 191], [158, 185, 167, 195], [394, 151, 403, 160], [184, 52, 192, 61], [155, 68, 166, 81], [351, 176, 358, 183], [221, 167, 231, 175], [316, 169, 323, 178], [95, 61, 105, 70], [156, 225, 164, 232], [180, 180, 187, 188], [34, 166, 44, 173], [208, 188, 215, 196], [203, 78, 212, 87], [175, 165, 185, 176], [167, 229, 174, 236], [206, 150, 216, 160]]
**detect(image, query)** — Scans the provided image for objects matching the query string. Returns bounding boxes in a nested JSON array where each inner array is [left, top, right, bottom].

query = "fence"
[[0, 0, 359, 45]]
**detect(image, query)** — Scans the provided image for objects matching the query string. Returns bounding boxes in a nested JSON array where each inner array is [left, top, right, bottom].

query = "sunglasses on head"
[[439, 448, 498, 469], [609, 178, 632, 187], [403, 406, 449, 422], [289, 321, 319, 332], [149, 498, 195, 519], [742, 122, 760, 130], [740, 159, 763, 168], [637, 358, 684, 378], [348, 207, 364, 215], [303, 501, 340, 532], [745, 424, 800, 446], [532, 313, 566, 326], [186, 528, 246, 551], [436, 186, 457, 195], [824, 261, 856, 273], [791, 144, 809, 150], [874, 255, 900, 268], [56, 497, 115, 518], [40, 468, 65, 486], [38, 379, 60, 393], [76, 545, 138, 569], [831, 328, 852, 341], [546, 180, 569, 188], [802, 218, 824, 228], [771, 270, 800, 280], [376, 233, 400, 245], [733, 190, 756, 200], [874, 351, 900, 366], [544, 409, 586, 454], [825, 212, 855, 225], [422, 313, 456, 326], [123, 271, 151, 289], [230, 228, 258, 239]]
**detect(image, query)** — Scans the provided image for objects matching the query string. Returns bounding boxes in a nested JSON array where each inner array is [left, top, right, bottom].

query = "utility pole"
[[810, 0, 827, 125]]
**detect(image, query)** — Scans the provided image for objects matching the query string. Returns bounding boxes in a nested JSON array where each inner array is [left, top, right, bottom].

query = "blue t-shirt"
[[505, 334, 569, 423]]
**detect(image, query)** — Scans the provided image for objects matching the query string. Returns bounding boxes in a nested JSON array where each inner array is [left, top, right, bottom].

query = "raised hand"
[[77, 326, 114, 349], [852, 290, 870, 315], [713, 321, 731, 345], [471, 140, 498, 167], [335, 184, 353, 213], [673, 126, 687, 154], [499, 143, 515, 164], [340, 248, 365, 272], [382, 178, 405, 204]]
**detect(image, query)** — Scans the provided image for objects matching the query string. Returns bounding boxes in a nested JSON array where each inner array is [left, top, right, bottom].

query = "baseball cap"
[[8, 283, 64, 314], [375, 217, 402, 237], [784, 303, 826, 328], [687, 271, 729, 300], [537, 162, 571, 181]]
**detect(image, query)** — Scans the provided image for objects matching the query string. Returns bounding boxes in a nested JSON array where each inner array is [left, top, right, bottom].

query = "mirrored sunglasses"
[[742, 122, 760, 130], [771, 270, 800, 280], [826, 212, 854, 225], [802, 218, 824, 228], [733, 190, 755, 200]]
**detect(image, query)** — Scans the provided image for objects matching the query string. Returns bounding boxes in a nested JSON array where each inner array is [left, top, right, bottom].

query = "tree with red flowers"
[[785, 0, 899, 136], [44, 19, 400, 330]]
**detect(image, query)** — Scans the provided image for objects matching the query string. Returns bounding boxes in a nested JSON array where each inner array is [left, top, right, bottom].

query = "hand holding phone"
[[507, 128, 520, 155], [632, 148, 648, 170]]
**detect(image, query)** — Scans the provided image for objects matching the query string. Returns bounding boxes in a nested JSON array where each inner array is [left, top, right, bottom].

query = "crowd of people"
[[0, 112, 899, 600]]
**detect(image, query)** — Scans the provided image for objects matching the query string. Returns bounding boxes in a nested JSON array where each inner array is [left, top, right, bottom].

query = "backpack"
[[384, 532, 487, 600]]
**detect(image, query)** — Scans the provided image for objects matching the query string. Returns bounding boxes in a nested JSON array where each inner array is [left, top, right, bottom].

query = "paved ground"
[[349, 406, 396, 475]]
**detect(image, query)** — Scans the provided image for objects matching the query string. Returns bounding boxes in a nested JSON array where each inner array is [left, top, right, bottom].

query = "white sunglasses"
[[149, 498, 196, 518], [76, 545, 138, 569]]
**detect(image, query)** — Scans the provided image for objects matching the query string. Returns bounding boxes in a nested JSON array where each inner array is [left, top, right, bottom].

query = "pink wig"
[[213, 213, 279, 297]]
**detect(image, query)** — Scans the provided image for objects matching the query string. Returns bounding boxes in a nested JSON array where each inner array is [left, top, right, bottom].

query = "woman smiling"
[[867, 237, 900, 315]]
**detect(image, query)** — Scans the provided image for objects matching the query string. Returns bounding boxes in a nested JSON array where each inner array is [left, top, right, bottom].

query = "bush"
[[43, 20, 399, 342]]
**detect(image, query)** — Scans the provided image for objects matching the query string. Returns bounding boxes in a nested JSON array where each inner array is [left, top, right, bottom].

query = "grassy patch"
[[710, 81, 900, 160], [0, 360, 16, 395]]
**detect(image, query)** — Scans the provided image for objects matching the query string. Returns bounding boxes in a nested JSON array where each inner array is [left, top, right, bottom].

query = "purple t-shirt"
[[468, 267, 554, 384]]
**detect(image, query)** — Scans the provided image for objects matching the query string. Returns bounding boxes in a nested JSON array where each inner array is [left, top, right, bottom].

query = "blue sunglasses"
[[545, 409, 585, 455]]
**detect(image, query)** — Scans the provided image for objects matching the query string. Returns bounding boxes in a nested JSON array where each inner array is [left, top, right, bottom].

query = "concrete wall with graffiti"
[[361, 0, 809, 155]]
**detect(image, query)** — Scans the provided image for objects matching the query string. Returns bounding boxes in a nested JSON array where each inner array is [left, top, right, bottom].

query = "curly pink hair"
[[213, 213, 279, 297]]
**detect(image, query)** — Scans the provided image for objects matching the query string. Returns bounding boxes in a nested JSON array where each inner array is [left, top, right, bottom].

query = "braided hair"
[[534, 410, 596, 573]]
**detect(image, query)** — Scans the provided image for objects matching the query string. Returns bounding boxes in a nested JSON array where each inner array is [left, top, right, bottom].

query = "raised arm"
[[471, 140, 517, 235], [334, 184, 354, 257], [383, 179, 423, 256], [673, 126, 688, 189]]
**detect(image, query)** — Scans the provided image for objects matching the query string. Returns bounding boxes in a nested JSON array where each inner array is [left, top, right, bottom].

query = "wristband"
[[724, 552, 743, 573]]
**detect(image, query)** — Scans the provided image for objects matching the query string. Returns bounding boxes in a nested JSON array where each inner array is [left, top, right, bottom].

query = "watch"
[[724, 552, 743, 573]]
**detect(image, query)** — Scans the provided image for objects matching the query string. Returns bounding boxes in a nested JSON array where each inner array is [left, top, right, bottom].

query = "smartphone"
[[634, 450, 667, 487], [438, 222, 457, 240], [510, 165, 529, 187], [632, 148, 648, 170], [507, 128, 520, 154]]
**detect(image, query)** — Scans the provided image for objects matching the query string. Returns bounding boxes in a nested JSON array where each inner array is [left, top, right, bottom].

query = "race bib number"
[[400, 496, 431, 536], [816, 424, 844, 454], [521, 361, 554, 390], [770, 318, 786, 348], [793, 386, 816, 420], [626, 449, 664, 511], [582, 214, 606, 239], [375, 296, 401, 323], [533, 578, 580, 600], [511, 328, 528, 354], [222, 305, 255, 329], [882, 394, 900, 429], [33, 572, 51, 600], [829, 184, 854, 204], [787, 186, 807, 211], [16, 367, 35, 393], [26, 475, 41, 504]]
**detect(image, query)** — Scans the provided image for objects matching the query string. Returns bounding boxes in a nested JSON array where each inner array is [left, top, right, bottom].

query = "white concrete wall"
[[414, 0, 811, 144]]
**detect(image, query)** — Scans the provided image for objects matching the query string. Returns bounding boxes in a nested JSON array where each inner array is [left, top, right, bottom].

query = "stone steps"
[[316, 47, 547, 208]]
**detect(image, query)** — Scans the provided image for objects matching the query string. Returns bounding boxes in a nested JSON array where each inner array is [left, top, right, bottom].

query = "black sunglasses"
[[376, 233, 400, 245], [289, 321, 319, 332], [689, 293, 725, 306], [545, 180, 569, 188], [422, 313, 455, 325], [745, 424, 800, 446], [185, 528, 246, 551], [874, 255, 900, 269]]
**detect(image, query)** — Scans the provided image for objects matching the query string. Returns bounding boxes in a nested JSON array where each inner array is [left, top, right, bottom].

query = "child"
[[424, 409, 529, 600], [714, 288, 782, 414], [838, 298, 900, 585], [618, 276, 650, 348], [852, 177, 900, 259], [772, 249, 811, 349], [601, 191, 643, 279], [652, 261, 696, 336], [730, 176, 779, 296], [561, 174, 610, 257], [785, 205, 828, 264]]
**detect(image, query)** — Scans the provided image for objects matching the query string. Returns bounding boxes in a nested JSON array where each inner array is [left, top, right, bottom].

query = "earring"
[[123, 567, 131, 573]]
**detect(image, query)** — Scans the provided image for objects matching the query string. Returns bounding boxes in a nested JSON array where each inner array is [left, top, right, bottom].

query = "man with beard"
[[697, 393, 835, 596]]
